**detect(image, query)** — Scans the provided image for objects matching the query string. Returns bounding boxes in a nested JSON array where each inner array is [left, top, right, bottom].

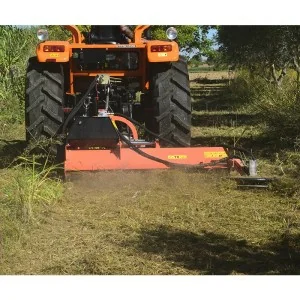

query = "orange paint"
[[109, 115, 138, 139], [146, 41, 179, 62], [65, 146, 229, 171], [36, 41, 70, 63], [35, 26, 180, 95]]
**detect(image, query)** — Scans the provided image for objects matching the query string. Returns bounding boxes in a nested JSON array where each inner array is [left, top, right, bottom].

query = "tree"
[[217, 26, 300, 86]]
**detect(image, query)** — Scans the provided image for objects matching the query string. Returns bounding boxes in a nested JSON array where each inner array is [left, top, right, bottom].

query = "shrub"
[[226, 69, 266, 107], [228, 70, 300, 143], [1, 155, 63, 224], [252, 77, 300, 140]]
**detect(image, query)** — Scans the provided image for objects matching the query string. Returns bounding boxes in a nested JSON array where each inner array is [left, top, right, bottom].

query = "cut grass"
[[0, 123, 25, 141], [0, 170, 299, 275]]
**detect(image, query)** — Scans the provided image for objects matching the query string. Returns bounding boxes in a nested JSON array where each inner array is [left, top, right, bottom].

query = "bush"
[[228, 70, 300, 195], [252, 77, 300, 140], [228, 70, 300, 143], [226, 70, 266, 107], [1, 155, 63, 224], [270, 151, 300, 197]]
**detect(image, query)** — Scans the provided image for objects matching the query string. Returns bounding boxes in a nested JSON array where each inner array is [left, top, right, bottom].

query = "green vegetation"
[[227, 70, 300, 139], [0, 26, 64, 256], [0, 26, 36, 124], [190, 69, 300, 198], [214, 26, 300, 197], [0, 141, 64, 257], [227, 70, 300, 196], [217, 26, 300, 86], [189, 65, 215, 72]]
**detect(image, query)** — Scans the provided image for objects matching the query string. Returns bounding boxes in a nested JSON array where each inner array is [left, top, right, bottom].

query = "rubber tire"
[[25, 57, 64, 142], [147, 57, 191, 146]]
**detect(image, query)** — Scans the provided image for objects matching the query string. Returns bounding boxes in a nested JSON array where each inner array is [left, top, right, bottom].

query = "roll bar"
[[64, 25, 150, 44]]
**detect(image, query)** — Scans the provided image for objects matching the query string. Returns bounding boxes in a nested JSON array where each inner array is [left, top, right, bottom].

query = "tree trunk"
[[293, 56, 300, 99]]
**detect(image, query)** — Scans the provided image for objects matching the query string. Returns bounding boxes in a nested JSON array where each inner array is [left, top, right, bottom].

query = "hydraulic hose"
[[219, 144, 255, 160], [113, 112, 178, 146], [114, 112, 256, 160], [117, 130, 228, 169]]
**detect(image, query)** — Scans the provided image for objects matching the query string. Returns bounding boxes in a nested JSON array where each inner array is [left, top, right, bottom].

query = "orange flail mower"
[[25, 25, 265, 186]]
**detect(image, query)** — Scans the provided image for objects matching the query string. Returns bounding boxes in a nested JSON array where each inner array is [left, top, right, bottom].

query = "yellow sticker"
[[49, 53, 59, 57], [168, 155, 187, 160], [204, 152, 227, 158], [158, 53, 167, 57]]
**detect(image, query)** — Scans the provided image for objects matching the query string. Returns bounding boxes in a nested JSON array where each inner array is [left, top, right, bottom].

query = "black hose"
[[220, 144, 255, 160], [113, 112, 178, 146], [114, 112, 256, 160], [117, 130, 228, 169]]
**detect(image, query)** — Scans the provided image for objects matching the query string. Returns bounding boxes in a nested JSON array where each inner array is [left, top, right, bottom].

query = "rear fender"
[[36, 41, 70, 63], [146, 40, 179, 62]]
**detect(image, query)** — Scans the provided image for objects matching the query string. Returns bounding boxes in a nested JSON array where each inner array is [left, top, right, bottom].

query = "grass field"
[[0, 71, 299, 275]]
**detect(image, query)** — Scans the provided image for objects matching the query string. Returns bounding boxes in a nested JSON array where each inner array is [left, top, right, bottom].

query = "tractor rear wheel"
[[147, 57, 191, 146], [25, 57, 64, 145]]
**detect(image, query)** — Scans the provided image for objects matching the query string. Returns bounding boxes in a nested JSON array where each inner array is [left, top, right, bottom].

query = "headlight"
[[166, 27, 177, 40], [37, 29, 49, 41]]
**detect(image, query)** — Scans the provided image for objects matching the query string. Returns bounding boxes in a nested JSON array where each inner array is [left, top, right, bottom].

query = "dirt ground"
[[189, 70, 232, 81]]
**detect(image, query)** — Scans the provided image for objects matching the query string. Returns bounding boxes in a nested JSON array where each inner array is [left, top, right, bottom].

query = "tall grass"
[[0, 26, 36, 124], [228, 70, 300, 141], [6, 155, 63, 222], [227, 70, 300, 196], [226, 70, 266, 107], [0, 150, 64, 248], [253, 78, 300, 140]]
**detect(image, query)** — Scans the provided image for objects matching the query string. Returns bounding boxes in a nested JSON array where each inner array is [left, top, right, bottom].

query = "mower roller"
[[25, 25, 266, 186]]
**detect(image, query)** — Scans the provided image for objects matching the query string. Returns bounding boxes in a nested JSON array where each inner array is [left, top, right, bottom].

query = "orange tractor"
[[25, 25, 264, 185]]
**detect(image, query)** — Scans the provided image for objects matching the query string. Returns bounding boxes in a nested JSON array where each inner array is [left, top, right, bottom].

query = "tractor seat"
[[84, 25, 128, 44]]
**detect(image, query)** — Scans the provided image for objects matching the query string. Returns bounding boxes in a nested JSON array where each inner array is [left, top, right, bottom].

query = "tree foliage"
[[150, 25, 215, 58], [217, 26, 300, 86], [45, 25, 91, 40], [151, 26, 198, 50]]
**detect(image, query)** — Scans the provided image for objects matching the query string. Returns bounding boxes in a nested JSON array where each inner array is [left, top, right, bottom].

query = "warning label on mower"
[[204, 152, 227, 158], [168, 155, 187, 160], [117, 44, 136, 48]]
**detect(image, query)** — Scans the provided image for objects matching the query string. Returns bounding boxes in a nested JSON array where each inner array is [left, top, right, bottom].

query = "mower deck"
[[63, 114, 270, 188], [65, 145, 231, 171]]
